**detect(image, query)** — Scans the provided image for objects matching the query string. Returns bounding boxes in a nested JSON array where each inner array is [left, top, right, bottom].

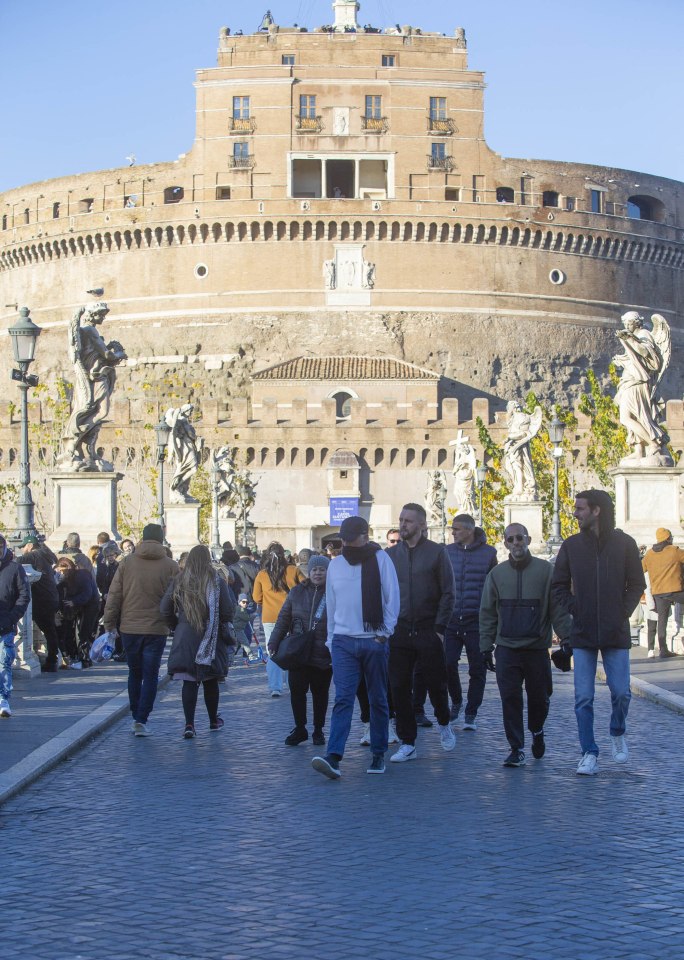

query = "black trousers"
[[33, 601, 59, 667], [389, 630, 449, 746], [494, 645, 552, 752], [357, 673, 394, 723], [647, 591, 684, 651], [289, 665, 333, 730]]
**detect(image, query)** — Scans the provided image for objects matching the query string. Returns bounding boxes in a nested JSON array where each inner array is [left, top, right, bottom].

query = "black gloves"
[[483, 650, 496, 672], [551, 642, 573, 672]]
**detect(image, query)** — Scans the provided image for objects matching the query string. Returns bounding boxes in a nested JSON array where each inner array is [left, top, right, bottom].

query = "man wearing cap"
[[642, 528, 684, 658], [480, 523, 572, 767], [312, 515, 399, 778], [103, 523, 178, 736], [0, 532, 31, 717], [18, 536, 60, 672], [552, 490, 645, 776]]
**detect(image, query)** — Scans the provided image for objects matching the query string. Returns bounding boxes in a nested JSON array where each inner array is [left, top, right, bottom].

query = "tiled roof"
[[253, 356, 439, 381]]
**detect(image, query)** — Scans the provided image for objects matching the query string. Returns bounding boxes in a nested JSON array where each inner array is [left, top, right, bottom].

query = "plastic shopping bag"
[[90, 630, 116, 663]]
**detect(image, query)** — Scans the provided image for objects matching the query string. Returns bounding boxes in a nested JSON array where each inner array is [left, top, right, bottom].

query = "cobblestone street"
[[3, 664, 684, 960]]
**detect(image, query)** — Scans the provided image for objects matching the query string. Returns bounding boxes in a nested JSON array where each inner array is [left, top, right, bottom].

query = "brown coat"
[[642, 543, 684, 596], [103, 540, 178, 635]]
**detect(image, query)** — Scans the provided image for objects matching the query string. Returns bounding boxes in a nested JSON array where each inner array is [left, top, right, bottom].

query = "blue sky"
[[0, 0, 682, 192]]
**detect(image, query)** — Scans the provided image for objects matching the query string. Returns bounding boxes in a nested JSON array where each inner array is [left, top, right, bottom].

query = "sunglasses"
[[387, 539, 400, 544], [505, 534, 527, 543]]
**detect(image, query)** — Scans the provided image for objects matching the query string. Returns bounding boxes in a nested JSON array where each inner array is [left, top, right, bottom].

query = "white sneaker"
[[390, 743, 417, 763], [462, 717, 477, 731], [133, 721, 151, 737], [576, 752, 598, 775], [388, 718, 399, 744], [611, 734, 629, 763], [439, 724, 456, 751], [69, 660, 83, 670], [647, 649, 656, 659], [359, 722, 371, 746], [0, 698, 11, 718]]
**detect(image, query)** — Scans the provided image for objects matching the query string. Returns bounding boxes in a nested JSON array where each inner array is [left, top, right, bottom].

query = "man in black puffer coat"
[[552, 489, 645, 776], [269, 554, 332, 747], [0, 533, 31, 717]]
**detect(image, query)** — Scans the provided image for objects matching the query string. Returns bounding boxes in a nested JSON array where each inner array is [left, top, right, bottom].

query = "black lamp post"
[[8, 307, 42, 543], [210, 453, 222, 558], [154, 418, 172, 532], [475, 464, 487, 528], [547, 415, 566, 554]]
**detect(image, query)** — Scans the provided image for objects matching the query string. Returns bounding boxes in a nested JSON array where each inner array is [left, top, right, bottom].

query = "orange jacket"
[[252, 564, 304, 624], [642, 544, 684, 596]]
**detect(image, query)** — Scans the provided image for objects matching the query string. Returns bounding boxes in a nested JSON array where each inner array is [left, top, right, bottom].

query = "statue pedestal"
[[49, 472, 123, 549], [504, 498, 544, 554], [165, 503, 201, 557], [212, 517, 236, 549], [611, 466, 684, 545]]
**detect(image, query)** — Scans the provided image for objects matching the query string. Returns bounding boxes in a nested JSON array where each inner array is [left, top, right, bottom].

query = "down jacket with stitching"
[[446, 528, 498, 628]]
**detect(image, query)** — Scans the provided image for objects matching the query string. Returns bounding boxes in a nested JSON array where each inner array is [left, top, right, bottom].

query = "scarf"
[[195, 573, 221, 666], [341, 541, 385, 632]]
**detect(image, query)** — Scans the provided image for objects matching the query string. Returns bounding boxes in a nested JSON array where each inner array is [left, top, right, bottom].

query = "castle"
[[0, 2, 682, 547]]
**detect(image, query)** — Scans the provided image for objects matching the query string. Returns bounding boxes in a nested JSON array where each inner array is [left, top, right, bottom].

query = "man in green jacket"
[[479, 523, 571, 767]]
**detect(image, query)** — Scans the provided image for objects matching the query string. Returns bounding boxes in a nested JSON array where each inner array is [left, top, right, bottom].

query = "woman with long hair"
[[252, 542, 304, 697], [162, 545, 237, 738], [55, 556, 99, 668]]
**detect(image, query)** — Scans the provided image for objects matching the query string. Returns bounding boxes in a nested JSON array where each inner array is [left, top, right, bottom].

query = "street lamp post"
[[547, 415, 566, 555], [210, 453, 222, 558], [475, 464, 487, 529], [8, 307, 42, 543], [154, 418, 172, 535]]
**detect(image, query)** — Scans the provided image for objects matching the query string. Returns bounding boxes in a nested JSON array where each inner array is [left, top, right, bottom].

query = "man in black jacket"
[[18, 536, 60, 672], [552, 489, 645, 776], [387, 503, 456, 761], [0, 533, 31, 717]]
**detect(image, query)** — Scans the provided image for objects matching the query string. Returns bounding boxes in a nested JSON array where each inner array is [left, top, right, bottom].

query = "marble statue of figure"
[[362, 260, 376, 289], [59, 300, 127, 472], [613, 311, 673, 465], [449, 431, 477, 513], [503, 401, 542, 499], [323, 259, 336, 289], [164, 404, 204, 503], [454, 27, 467, 47], [425, 470, 447, 526], [213, 446, 237, 517]]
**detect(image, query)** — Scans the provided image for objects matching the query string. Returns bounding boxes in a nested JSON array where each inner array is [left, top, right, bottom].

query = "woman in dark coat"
[[162, 545, 236, 738], [55, 556, 100, 668], [269, 554, 332, 746]]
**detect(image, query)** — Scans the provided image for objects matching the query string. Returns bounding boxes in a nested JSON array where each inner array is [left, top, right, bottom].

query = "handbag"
[[270, 596, 326, 670]]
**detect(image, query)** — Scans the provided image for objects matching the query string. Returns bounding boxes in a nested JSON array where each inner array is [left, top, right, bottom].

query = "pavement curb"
[[0, 675, 171, 807], [597, 666, 684, 717]]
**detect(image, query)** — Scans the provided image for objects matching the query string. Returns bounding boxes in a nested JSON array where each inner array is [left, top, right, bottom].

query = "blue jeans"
[[328, 634, 389, 758], [121, 633, 167, 724], [573, 647, 631, 756], [264, 622, 287, 693], [0, 634, 15, 700]]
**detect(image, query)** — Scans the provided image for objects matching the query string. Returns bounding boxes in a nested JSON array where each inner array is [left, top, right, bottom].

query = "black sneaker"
[[285, 727, 308, 746], [415, 712, 434, 728], [312, 755, 341, 779], [503, 749, 526, 767], [659, 649, 678, 658], [531, 731, 546, 759], [312, 728, 325, 746], [367, 753, 385, 775], [449, 704, 461, 723]]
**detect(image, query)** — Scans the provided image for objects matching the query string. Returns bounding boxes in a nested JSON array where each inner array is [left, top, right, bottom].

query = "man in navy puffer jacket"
[[444, 514, 498, 728]]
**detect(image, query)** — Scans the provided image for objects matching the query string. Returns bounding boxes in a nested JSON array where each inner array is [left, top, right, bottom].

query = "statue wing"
[[650, 314, 671, 385], [529, 406, 543, 440], [68, 307, 84, 366]]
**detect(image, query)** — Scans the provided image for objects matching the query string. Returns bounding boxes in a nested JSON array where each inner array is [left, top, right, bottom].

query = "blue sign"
[[329, 497, 359, 526]]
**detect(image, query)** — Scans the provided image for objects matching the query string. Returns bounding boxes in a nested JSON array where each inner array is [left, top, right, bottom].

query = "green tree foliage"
[[189, 465, 212, 543], [578, 366, 628, 488]]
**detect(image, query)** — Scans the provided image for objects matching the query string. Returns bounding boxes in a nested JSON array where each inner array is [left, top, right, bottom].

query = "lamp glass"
[[154, 419, 172, 454], [548, 417, 565, 445], [9, 309, 41, 363], [476, 465, 487, 486]]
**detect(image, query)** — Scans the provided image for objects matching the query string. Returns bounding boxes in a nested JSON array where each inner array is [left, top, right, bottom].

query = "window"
[[590, 189, 603, 214], [282, 54, 295, 65], [233, 96, 250, 119], [52, 202, 60, 219], [496, 187, 514, 203], [216, 186, 231, 200], [627, 194, 665, 223], [233, 142, 249, 159], [365, 95, 382, 119], [78, 198, 94, 213], [429, 97, 447, 120], [431, 142, 446, 161], [1, 214, 6, 230], [565, 197, 576, 211], [23, 208, 30, 224], [542, 191, 559, 207], [333, 392, 353, 419], [381, 54, 395, 67], [299, 95, 316, 118], [445, 187, 460, 201], [163, 186, 184, 204]]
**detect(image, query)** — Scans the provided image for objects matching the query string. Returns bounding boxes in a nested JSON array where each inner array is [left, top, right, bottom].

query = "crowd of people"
[[0, 492, 681, 780]]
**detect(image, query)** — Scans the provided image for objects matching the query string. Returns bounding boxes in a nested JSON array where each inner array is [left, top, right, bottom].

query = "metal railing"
[[361, 116, 389, 134], [229, 117, 256, 134], [429, 117, 456, 135], [426, 154, 455, 171], [229, 155, 255, 169], [296, 115, 323, 132]]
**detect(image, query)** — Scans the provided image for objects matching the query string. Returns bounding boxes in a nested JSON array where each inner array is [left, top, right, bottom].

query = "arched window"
[[627, 195, 665, 223], [332, 391, 353, 419], [164, 186, 184, 204], [496, 187, 514, 203]]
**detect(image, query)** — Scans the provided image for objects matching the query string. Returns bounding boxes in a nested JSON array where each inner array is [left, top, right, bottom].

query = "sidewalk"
[[1, 646, 682, 805]]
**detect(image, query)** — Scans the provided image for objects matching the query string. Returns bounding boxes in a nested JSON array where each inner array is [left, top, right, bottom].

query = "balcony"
[[296, 115, 323, 133], [427, 155, 455, 172], [428, 118, 456, 135], [229, 155, 255, 169], [361, 116, 389, 134], [229, 117, 256, 134]]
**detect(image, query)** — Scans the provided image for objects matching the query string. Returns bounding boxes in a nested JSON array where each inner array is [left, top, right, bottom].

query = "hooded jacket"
[[0, 550, 31, 636], [642, 542, 684, 596], [387, 536, 455, 635], [551, 527, 645, 649], [103, 540, 178, 636], [446, 527, 498, 629], [269, 579, 331, 671]]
